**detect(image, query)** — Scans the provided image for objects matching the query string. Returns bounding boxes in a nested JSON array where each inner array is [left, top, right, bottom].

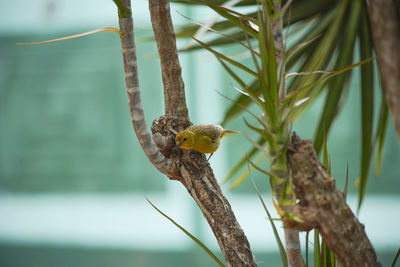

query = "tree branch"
[[116, 0, 257, 266], [179, 155, 257, 267], [149, 0, 189, 121], [117, 0, 173, 175], [367, 0, 400, 140], [287, 133, 381, 267]]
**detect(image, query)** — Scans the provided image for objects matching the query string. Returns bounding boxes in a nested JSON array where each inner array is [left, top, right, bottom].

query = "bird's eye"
[[183, 137, 187, 142]]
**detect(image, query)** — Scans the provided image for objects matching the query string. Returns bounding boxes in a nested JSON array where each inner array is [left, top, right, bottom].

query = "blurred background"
[[0, 0, 399, 266]]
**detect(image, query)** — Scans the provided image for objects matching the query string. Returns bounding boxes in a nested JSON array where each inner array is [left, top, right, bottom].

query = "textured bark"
[[367, 0, 400, 140], [148, 1, 256, 264], [287, 133, 381, 267], [179, 151, 256, 267], [148, 0, 189, 121], [116, 0, 257, 266], [151, 118, 256, 267], [284, 228, 302, 267], [117, 0, 171, 174]]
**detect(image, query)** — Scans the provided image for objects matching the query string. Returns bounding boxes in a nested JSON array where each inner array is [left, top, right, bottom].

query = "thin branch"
[[281, 0, 294, 14], [284, 228, 302, 267], [116, 0, 171, 174], [149, 0, 189, 121]]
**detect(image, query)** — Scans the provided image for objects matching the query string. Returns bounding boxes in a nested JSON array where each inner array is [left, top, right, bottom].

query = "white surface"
[[0, 192, 399, 252]]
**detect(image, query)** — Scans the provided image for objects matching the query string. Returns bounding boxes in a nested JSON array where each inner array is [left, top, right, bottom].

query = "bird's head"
[[175, 131, 192, 150]]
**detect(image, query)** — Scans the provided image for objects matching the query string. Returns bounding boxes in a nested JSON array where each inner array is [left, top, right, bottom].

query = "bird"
[[175, 124, 239, 160]]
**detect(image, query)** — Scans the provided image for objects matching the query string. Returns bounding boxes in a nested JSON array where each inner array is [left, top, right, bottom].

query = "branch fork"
[[116, 0, 257, 266]]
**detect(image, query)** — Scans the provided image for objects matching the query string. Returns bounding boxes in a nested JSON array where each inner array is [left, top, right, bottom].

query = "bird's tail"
[[222, 130, 240, 137]]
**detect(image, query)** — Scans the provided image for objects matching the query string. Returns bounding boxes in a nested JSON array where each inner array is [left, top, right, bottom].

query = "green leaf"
[[186, 0, 258, 37], [217, 59, 264, 109], [286, 58, 366, 107], [243, 117, 274, 146], [176, 20, 241, 41], [344, 163, 349, 200], [283, 0, 337, 26], [146, 197, 225, 267], [286, 1, 348, 99], [223, 137, 265, 184], [375, 97, 389, 176], [241, 20, 262, 81], [312, 0, 361, 154], [283, 57, 373, 124], [264, 17, 278, 109], [201, 0, 258, 24], [177, 11, 257, 52], [284, 2, 351, 124], [243, 131, 269, 155], [285, 34, 321, 67], [305, 231, 310, 267], [285, 12, 334, 72], [194, 37, 258, 77], [247, 155, 281, 183], [113, 0, 131, 18], [221, 80, 259, 125], [217, 90, 270, 133], [173, 0, 256, 6], [251, 179, 288, 267], [358, 1, 374, 210], [279, 177, 297, 207], [263, 0, 278, 20], [322, 133, 330, 175], [314, 230, 321, 267], [322, 239, 335, 267], [257, 6, 278, 128], [228, 153, 267, 190], [274, 128, 292, 170], [330, 247, 336, 267], [247, 157, 285, 194], [391, 248, 400, 267]]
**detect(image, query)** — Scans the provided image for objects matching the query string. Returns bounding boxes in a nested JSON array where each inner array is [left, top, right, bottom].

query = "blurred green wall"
[[1, 1, 399, 267]]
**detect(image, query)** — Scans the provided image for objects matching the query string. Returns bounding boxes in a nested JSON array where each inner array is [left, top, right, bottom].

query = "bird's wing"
[[198, 134, 213, 145], [190, 125, 219, 142]]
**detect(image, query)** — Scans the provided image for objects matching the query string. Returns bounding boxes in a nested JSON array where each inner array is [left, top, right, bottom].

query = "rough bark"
[[179, 151, 256, 267], [284, 228, 302, 267], [287, 133, 381, 267], [367, 0, 400, 140], [151, 118, 257, 267], [117, 0, 172, 175], [148, 0, 189, 121], [116, 0, 257, 266]]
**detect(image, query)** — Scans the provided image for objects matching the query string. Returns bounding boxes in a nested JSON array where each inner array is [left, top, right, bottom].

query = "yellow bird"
[[175, 124, 239, 159]]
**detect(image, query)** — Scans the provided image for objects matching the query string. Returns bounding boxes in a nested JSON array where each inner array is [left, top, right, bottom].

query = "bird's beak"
[[176, 141, 181, 147]]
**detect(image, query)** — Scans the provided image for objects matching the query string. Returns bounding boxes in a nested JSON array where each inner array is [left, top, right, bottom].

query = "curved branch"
[[117, 0, 172, 174]]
